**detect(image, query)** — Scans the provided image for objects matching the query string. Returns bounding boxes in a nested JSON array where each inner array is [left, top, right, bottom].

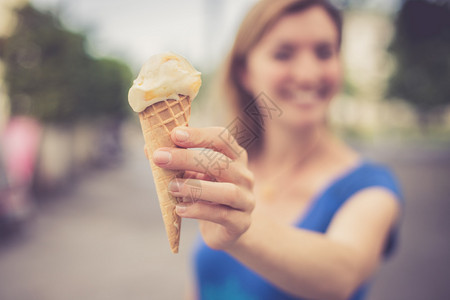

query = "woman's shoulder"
[[336, 158, 404, 203], [321, 137, 401, 197], [326, 138, 401, 193]]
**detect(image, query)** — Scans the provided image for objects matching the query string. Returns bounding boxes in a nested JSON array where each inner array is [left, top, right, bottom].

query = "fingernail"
[[168, 180, 181, 192], [153, 150, 171, 164], [176, 204, 188, 214], [174, 129, 189, 142]]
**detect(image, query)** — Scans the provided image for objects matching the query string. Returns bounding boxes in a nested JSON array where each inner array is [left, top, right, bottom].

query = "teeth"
[[293, 90, 317, 105]]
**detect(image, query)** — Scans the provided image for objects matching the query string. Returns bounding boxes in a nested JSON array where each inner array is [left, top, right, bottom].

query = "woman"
[[152, 0, 403, 299]]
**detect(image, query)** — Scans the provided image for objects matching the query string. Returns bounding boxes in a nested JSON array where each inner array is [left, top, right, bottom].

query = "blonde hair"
[[219, 0, 342, 158]]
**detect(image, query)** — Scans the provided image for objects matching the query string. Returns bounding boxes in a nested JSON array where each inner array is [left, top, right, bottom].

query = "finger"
[[175, 201, 250, 234], [153, 147, 252, 186], [170, 126, 248, 162], [183, 171, 215, 181], [168, 179, 254, 212]]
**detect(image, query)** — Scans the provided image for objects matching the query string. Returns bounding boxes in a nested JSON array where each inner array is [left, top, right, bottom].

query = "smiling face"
[[242, 6, 342, 130]]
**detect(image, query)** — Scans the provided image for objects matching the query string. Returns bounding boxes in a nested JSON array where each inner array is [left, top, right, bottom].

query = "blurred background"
[[0, 0, 449, 299]]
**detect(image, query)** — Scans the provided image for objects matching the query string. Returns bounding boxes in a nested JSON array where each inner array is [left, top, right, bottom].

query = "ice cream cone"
[[128, 52, 201, 253], [139, 95, 191, 253]]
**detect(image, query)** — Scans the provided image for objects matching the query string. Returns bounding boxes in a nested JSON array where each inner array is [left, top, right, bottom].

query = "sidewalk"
[[0, 132, 449, 300]]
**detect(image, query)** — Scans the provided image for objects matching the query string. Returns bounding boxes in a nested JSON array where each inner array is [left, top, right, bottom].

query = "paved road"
[[0, 132, 449, 300]]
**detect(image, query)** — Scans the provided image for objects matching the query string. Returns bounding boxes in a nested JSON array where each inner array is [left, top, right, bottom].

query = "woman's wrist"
[[225, 210, 266, 257]]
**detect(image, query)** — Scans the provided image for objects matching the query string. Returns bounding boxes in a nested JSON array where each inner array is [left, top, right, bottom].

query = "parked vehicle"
[[0, 117, 41, 234]]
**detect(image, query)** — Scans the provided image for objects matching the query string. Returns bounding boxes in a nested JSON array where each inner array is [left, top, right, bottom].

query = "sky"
[[30, 0, 257, 72]]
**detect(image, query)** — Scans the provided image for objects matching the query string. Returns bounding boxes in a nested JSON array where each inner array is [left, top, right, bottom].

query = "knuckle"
[[218, 206, 230, 224], [183, 127, 202, 146], [240, 168, 255, 188], [247, 170, 255, 186], [210, 153, 229, 177], [247, 192, 256, 212], [216, 126, 236, 147], [184, 127, 196, 144], [240, 189, 255, 213], [214, 126, 228, 135], [227, 183, 241, 206], [232, 184, 241, 200], [181, 179, 196, 196], [251, 194, 256, 209], [239, 148, 248, 162], [241, 215, 252, 232], [231, 212, 251, 237], [198, 130, 210, 146], [182, 149, 191, 164]]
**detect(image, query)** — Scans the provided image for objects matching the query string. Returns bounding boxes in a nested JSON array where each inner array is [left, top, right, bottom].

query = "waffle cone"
[[138, 95, 192, 253]]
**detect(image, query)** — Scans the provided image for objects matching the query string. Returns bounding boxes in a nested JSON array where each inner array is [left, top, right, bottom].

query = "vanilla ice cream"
[[128, 53, 201, 112]]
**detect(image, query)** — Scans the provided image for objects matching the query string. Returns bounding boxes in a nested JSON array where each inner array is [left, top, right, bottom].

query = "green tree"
[[387, 0, 450, 126], [0, 4, 132, 124]]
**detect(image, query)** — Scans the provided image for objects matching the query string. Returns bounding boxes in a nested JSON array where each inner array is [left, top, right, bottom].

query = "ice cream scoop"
[[128, 53, 201, 112]]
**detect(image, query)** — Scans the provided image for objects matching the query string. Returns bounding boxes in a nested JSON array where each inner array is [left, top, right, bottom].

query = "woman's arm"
[[228, 188, 400, 300], [153, 126, 400, 300]]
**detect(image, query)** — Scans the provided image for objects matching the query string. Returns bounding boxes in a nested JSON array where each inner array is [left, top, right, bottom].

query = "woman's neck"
[[253, 121, 329, 173]]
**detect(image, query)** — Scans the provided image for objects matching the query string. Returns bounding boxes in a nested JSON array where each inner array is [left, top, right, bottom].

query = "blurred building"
[[330, 10, 417, 137], [0, 0, 27, 130]]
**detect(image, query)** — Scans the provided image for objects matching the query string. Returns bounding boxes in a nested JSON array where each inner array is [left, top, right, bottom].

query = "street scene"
[[1, 0, 449, 299]]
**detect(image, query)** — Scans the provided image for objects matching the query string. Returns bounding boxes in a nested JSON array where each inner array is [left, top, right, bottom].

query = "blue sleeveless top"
[[192, 160, 403, 300]]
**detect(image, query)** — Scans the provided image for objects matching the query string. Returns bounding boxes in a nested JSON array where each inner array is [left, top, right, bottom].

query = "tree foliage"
[[0, 4, 133, 124], [387, 0, 450, 122]]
